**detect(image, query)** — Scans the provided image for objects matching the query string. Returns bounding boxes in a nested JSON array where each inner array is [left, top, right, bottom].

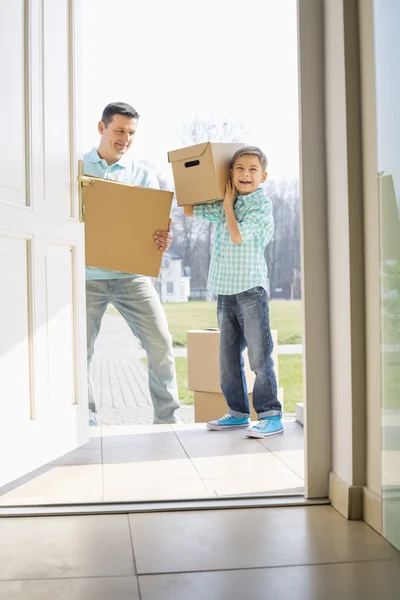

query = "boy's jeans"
[[217, 286, 282, 419], [86, 277, 180, 424]]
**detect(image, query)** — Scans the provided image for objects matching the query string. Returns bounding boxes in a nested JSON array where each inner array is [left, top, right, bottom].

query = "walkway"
[[93, 314, 194, 425]]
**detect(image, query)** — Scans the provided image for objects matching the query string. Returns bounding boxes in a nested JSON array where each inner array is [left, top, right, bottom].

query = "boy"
[[184, 146, 283, 438]]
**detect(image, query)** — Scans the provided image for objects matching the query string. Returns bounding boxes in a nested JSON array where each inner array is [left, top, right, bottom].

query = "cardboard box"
[[187, 329, 256, 394], [194, 388, 284, 423], [168, 142, 245, 206], [194, 391, 257, 423], [82, 176, 173, 278], [187, 329, 278, 394]]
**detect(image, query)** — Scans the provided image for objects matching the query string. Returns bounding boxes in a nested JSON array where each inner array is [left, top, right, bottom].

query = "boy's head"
[[231, 146, 268, 195]]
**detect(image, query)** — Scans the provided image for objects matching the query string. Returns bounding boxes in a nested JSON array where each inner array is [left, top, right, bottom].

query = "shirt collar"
[[236, 186, 264, 202], [87, 147, 130, 169]]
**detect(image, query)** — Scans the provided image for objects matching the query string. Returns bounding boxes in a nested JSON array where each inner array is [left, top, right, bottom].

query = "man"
[[84, 102, 180, 426]]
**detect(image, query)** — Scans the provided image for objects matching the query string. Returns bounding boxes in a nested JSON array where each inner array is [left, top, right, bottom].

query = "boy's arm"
[[183, 201, 222, 222], [223, 181, 242, 244]]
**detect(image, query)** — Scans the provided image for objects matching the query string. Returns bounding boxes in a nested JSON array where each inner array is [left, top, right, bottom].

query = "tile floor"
[[0, 505, 399, 599], [0, 420, 304, 506]]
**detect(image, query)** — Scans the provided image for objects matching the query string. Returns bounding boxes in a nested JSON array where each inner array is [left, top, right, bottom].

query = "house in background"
[[152, 251, 191, 303]]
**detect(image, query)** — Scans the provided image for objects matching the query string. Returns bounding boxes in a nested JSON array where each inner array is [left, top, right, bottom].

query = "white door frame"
[[297, 0, 332, 499]]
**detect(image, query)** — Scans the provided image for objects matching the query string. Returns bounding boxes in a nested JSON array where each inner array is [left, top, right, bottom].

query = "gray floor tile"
[[258, 431, 304, 453], [129, 506, 399, 574], [139, 560, 400, 600], [101, 432, 187, 464], [0, 577, 139, 600], [0, 515, 135, 580], [49, 447, 102, 466], [174, 428, 271, 458]]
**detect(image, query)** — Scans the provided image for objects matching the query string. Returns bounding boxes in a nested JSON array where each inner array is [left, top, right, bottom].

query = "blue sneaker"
[[245, 416, 284, 438], [207, 413, 250, 431]]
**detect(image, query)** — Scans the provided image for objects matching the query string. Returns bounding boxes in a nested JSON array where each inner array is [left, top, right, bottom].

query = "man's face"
[[231, 154, 267, 195], [98, 114, 138, 159]]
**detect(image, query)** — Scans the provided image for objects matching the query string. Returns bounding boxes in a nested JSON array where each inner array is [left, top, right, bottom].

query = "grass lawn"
[[109, 300, 302, 346], [159, 300, 302, 346], [174, 358, 193, 405], [383, 353, 400, 411], [278, 354, 304, 413], [142, 354, 303, 414]]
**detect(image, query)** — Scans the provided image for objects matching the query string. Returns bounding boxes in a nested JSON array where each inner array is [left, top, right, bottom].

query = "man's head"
[[231, 146, 268, 195], [98, 102, 139, 162]]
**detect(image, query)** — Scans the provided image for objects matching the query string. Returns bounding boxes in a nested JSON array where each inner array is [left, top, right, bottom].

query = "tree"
[[177, 114, 248, 146], [264, 179, 301, 298]]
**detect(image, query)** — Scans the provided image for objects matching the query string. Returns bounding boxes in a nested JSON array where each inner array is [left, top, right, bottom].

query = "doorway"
[[0, 0, 331, 510]]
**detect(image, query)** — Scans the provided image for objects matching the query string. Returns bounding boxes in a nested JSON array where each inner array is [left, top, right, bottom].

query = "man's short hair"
[[231, 146, 268, 171], [101, 102, 140, 127]]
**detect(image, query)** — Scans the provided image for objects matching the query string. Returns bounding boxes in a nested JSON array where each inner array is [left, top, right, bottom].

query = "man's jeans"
[[86, 277, 180, 424], [217, 286, 282, 419]]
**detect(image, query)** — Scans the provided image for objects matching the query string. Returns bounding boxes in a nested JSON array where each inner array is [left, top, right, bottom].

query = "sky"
[[80, 0, 299, 184]]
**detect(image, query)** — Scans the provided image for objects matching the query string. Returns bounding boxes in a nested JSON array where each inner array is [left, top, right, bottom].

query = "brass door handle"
[[77, 159, 95, 222]]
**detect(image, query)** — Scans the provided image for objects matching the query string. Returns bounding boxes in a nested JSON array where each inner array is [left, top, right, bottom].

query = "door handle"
[[77, 159, 95, 222]]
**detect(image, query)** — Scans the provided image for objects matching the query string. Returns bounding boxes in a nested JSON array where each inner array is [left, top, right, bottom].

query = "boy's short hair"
[[231, 146, 268, 171], [101, 102, 139, 127]]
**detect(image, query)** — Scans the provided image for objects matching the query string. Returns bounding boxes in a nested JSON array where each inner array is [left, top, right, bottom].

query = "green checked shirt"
[[193, 187, 274, 295]]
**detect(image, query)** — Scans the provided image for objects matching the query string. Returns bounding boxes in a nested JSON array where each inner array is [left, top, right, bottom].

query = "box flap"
[[168, 142, 210, 164]]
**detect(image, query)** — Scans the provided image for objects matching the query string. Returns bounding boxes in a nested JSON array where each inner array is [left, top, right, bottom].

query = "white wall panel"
[[0, 1, 26, 206], [0, 236, 32, 421], [44, 243, 76, 407], [42, 0, 71, 217]]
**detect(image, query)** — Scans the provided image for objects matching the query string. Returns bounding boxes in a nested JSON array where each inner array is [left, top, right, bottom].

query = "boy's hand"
[[184, 205, 194, 217], [223, 181, 236, 209], [154, 218, 173, 252]]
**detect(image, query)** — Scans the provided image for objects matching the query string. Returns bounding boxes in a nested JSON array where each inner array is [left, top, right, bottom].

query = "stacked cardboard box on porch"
[[187, 329, 282, 423]]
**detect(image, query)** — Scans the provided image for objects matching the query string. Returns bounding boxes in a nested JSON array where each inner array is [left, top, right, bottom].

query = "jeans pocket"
[[243, 286, 263, 296]]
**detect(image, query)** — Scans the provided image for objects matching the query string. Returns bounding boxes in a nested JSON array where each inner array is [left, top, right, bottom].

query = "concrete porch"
[[0, 420, 304, 505], [0, 311, 304, 505]]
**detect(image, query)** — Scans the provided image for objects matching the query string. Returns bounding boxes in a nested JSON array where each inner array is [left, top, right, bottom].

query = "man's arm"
[[184, 206, 194, 217], [142, 166, 173, 252]]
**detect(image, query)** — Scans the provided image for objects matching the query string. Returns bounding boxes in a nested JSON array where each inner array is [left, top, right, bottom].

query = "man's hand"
[[154, 218, 173, 252], [223, 181, 236, 209]]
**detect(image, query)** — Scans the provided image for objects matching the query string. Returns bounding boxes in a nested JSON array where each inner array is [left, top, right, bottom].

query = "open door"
[[0, 0, 87, 488]]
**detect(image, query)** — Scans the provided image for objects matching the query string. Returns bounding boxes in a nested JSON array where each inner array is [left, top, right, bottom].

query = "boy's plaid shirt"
[[193, 187, 274, 295]]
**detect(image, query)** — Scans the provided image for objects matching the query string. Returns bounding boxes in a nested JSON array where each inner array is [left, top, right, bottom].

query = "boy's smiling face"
[[231, 154, 267, 195]]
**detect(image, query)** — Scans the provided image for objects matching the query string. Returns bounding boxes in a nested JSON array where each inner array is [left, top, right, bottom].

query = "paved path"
[[93, 313, 301, 426], [93, 314, 194, 425]]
